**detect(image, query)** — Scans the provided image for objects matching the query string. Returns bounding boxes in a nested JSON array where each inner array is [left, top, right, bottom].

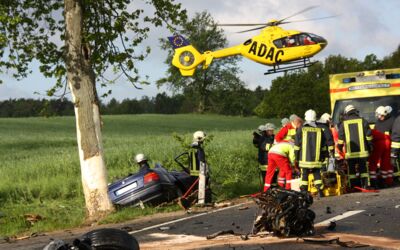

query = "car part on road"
[[42, 228, 139, 250], [302, 237, 369, 248], [252, 188, 315, 237]]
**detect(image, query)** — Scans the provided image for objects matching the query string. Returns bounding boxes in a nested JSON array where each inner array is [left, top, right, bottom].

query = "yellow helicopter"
[[168, 7, 330, 76]]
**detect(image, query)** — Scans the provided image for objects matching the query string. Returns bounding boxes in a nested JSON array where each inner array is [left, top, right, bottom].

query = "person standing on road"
[[338, 105, 373, 189], [391, 111, 400, 182], [317, 113, 335, 162], [275, 114, 303, 143], [263, 142, 296, 191], [294, 109, 327, 198], [369, 106, 395, 188], [258, 123, 276, 178]]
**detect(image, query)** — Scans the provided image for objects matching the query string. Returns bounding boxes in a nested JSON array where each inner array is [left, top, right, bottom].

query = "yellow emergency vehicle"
[[330, 68, 400, 125]]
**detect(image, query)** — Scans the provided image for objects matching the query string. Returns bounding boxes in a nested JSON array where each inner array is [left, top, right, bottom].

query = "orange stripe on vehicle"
[[330, 87, 348, 93], [391, 83, 400, 87]]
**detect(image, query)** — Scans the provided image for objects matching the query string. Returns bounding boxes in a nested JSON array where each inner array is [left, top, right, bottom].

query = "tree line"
[[255, 46, 400, 118], [0, 87, 265, 117]]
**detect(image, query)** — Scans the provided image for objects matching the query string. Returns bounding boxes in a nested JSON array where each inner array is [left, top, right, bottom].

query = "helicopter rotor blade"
[[277, 5, 319, 24], [217, 23, 267, 26], [237, 25, 268, 33], [280, 15, 339, 24]]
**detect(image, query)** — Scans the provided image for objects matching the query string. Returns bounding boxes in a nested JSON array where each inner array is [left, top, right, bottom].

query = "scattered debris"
[[206, 230, 236, 240], [303, 237, 369, 248], [240, 234, 249, 241], [395, 205, 400, 209], [327, 221, 336, 231], [120, 226, 133, 232], [214, 202, 233, 208], [365, 213, 375, 217], [252, 188, 315, 237], [326, 207, 332, 214], [159, 226, 171, 231], [238, 206, 249, 211], [24, 214, 43, 225]]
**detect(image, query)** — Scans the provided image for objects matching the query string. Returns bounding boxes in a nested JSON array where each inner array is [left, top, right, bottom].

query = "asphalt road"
[[2, 187, 400, 250]]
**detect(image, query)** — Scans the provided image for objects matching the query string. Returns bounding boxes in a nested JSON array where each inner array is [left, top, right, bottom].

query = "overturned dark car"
[[108, 163, 197, 207]]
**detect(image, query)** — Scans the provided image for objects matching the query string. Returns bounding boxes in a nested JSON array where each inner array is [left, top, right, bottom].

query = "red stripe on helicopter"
[[330, 82, 400, 93]]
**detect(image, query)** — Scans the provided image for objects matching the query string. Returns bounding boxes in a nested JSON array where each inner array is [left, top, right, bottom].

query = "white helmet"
[[385, 106, 393, 114], [193, 131, 206, 142], [319, 113, 332, 123], [135, 153, 147, 163], [281, 118, 289, 126], [375, 106, 387, 117], [304, 109, 317, 122], [265, 123, 276, 131], [344, 105, 356, 114], [257, 125, 266, 132], [289, 114, 299, 122]]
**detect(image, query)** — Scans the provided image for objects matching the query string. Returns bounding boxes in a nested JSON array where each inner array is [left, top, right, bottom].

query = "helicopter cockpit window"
[[274, 35, 299, 48], [299, 33, 316, 45]]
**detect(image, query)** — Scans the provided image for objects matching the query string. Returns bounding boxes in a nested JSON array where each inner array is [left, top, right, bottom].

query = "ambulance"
[[330, 68, 400, 125]]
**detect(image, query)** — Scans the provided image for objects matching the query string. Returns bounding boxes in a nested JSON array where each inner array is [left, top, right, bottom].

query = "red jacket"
[[275, 123, 296, 142]]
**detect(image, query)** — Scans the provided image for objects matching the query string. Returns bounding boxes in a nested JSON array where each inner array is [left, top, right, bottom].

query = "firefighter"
[[190, 131, 207, 177], [275, 114, 303, 143], [369, 106, 395, 188], [135, 153, 151, 172], [258, 123, 276, 178], [391, 111, 400, 182], [190, 131, 212, 203], [263, 142, 296, 191], [317, 113, 335, 160], [294, 109, 327, 197], [337, 105, 373, 189]]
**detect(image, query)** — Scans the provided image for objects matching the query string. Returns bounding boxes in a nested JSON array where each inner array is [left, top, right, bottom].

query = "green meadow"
[[0, 114, 276, 236]]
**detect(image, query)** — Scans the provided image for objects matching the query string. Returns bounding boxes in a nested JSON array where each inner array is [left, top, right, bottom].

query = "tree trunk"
[[64, 0, 114, 221]]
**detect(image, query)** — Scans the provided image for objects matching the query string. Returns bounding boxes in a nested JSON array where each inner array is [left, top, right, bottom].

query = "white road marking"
[[129, 203, 245, 235], [315, 210, 365, 227]]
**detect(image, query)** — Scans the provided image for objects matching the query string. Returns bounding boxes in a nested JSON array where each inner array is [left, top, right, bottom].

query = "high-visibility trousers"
[[369, 138, 393, 185], [264, 153, 292, 191]]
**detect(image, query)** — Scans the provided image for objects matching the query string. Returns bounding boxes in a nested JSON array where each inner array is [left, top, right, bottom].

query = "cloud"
[[2, 0, 400, 101]]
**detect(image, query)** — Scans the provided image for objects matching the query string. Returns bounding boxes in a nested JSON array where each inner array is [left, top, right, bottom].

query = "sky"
[[1, 0, 400, 102]]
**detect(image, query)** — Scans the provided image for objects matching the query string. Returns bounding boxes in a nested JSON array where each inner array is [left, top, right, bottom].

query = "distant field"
[[0, 114, 277, 236]]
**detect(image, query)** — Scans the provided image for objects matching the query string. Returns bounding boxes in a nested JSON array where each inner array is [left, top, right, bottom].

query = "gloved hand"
[[390, 151, 398, 159]]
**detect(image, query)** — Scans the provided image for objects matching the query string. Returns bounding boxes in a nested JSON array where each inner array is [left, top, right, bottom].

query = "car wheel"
[[81, 228, 140, 250]]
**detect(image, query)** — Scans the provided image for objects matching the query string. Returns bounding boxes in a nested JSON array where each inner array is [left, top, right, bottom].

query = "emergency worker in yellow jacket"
[[337, 105, 373, 189], [264, 142, 296, 191], [294, 109, 327, 197]]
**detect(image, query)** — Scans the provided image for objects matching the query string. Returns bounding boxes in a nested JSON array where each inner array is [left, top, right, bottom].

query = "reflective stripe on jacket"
[[338, 114, 372, 159], [294, 123, 326, 168]]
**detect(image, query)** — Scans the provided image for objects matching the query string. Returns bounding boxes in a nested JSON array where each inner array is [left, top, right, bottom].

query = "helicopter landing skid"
[[265, 58, 317, 75]]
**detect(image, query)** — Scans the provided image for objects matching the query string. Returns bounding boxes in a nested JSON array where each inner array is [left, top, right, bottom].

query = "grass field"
[[0, 114, 277, 236]]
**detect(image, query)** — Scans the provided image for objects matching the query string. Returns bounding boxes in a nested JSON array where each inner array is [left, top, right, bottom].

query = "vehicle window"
[[274, 35, 300, 48], [332, 96, 400, 125], [273, 39, 283, 48], [299, 33, 316, 45]]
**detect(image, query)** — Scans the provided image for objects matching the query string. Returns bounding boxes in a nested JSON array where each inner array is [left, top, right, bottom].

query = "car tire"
[[81, 228, 140, 250]]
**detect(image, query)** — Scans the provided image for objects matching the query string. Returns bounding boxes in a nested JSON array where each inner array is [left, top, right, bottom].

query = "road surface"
[[2, 187, 400, 249]]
